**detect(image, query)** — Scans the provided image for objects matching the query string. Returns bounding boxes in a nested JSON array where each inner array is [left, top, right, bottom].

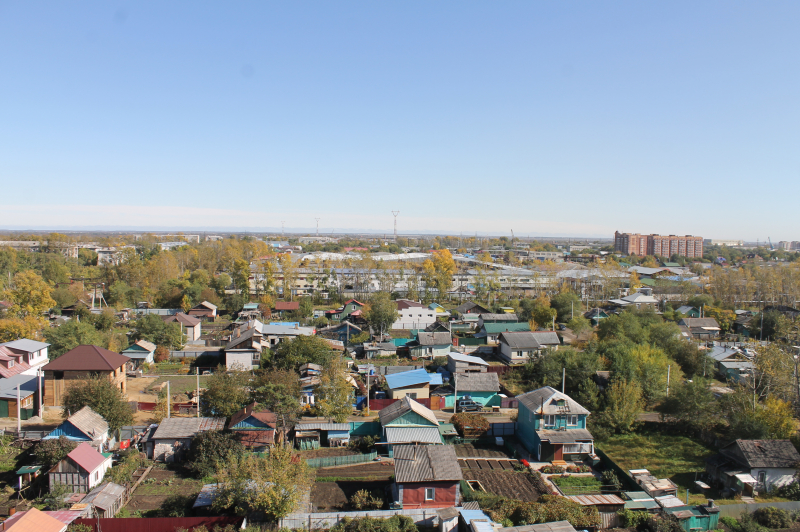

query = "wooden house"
[[188, 301, 218, 321], [147, 417, 226, 462], [391, 445, 462, 508], [0, 374, 38, 419], [450, 372, 500, 408], [48, 442, 112, 494], [409, 332, 453, 359], [706, 439, 800, 495], [121, 339, 156, 367], [378, 396, 441, 457], [446, 353, 488, 374], [294, 422, 350, 449], [678, 318, 721, 340], [43, 406, 111, 449], [163, 312, 203, 342], [516, 386, 593, 464], [452, 301, 490, 317], [42, 345, 129, 407], [228, 402, 278, 452], [498, 332, 560, 364]]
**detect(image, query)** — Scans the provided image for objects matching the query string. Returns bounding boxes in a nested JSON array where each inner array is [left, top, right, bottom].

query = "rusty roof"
[[566, 494, 625, 506]]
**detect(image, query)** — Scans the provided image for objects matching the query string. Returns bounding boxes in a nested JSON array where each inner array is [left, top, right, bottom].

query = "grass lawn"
[[550, 475, 602, 495], [148, 375, 210, 395]]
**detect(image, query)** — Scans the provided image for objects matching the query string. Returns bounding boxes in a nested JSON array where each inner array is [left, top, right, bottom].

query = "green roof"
[[640, 278, 656, 286], [663, 262, 681, 267], [16, 465, 42, 475], [483, 322, 530, 334]]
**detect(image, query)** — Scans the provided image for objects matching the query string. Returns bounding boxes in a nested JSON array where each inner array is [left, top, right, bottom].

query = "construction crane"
[[768, 237, 775, 250]]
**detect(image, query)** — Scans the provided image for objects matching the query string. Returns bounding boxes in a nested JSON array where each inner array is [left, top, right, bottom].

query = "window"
[[758, 471, 766, 485], [568, 415, 578, 426], [425, 488, 435, 500], [7, 361, 12, 367], [408, 393, 417, 399], [543, 415, 555, 427]]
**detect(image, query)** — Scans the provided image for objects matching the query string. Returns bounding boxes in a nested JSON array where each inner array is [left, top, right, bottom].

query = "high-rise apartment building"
[[614, 232, 704, 258]]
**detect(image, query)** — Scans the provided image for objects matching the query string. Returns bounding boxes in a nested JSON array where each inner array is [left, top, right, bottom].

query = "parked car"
[[456, 399, 483, 412]]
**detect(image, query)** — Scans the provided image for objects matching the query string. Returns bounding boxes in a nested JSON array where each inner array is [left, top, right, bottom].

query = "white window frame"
[[425, 488, 435, 501], [543, 415, 555, 427], [568, 415, 578, 426]]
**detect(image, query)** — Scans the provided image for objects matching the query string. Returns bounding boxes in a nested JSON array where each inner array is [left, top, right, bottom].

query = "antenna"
[[281, 221, 285, 237], [392, 211, 400, 239], [315, 218, 320, 236]]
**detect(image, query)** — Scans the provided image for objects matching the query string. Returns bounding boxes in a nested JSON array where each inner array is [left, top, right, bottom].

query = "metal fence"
[[716, 500, 800, 518], [280, 508, 441, 529], [168, 350, 221, 359], [306, 451, 378, 468], [487, 422, 516, 436]]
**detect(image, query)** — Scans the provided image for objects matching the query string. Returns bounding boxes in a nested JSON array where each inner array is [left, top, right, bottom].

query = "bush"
[[450, 412, 490, 436], [332, 515, 417, 532], [348, 435, 376, 454], [602, 470, 622, 491], [720, 517, 739, 530], [34, 436, 77, 468], [778, 479, 800, 500], [618, 508, 650, 528], [566, 464, 592, 473], [432, 356, 448, 369], [349, 489, 383, 510], [753, 507, 793, 529], [154, 345, 170, 362], [540, 465, 565, 474]]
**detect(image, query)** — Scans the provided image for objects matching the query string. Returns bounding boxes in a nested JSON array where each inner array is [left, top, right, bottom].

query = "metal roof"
[[497, 521, 578, 532], [417, 332, 452, 346], [566, 494, 625, 506], [498, 332, 541, 349], [482, 322, 531, 334], [193, 483, 220, 508], [655, 495, 688, 509], [0, 339, 50, 352], [517, 386, 590, 415], [81, 482, 126, 510], [65, 406, 109, 440], [295, 423, 350, 431], [152, 417, 226, 440], [379, 396, 439, 426], [385, 427, 443, 444], [536, 429, 594, 443], [0, 374, 38, 400], [454, 372, 499, 392], [393, 445, 462, 483], [66, 442, 109, 473], [385, 369, 437, 390], [42, 345, 129, 372], [1, 507, 68, 532], [447, 353, 488, 366]]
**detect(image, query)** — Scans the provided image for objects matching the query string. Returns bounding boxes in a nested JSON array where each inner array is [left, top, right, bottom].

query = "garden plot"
[[312, 462, 394, 512], [461, 469, 543, 502], [454, 443, 512, 459]]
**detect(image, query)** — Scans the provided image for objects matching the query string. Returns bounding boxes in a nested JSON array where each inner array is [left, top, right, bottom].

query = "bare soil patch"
[[311, 480, 389, 512], [301, 448, 360, 459], [462, 470, 543, 502], [316, 461, 394, 480], [454, 443, 512, 459], [126, 466, 204, 516]]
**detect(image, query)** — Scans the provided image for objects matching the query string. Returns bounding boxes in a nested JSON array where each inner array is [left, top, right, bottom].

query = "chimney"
[[707, 499, 715, 508], [236, 329, 241, 338]]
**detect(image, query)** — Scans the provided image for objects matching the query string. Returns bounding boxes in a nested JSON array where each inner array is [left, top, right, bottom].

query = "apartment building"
[[614, 232, 704, 258]]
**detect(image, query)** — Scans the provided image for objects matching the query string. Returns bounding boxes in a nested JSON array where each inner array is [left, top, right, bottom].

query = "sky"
[[1, 2, 799, 239]]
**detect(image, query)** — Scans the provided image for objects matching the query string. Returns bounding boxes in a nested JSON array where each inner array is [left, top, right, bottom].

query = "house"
[[49, 442, 113, 493], [379, 396, 441, 457], [384, 368, 443, 400], [409, 332, 453, 359], [476, 313, 520, 329], [516, 386, 594, 463], [497, 331, 560, 365], [43, 406, 111, 449], [0, 345, 33, 379], [42, 345, 129, 407], [317, 321, 363, 344], [676, 306, 701, 318], [391, 445, 463, 509], [566, 495, 625, 529], [121, 339, 157, 366], [0, 374, 38, 419], [294, 422, 350, 449], [228, 402, 277, 452], [453, 301, 490, 317], [163, 312, 203, 342], [325, 299, 365, 321], [188, 301, 218, 321], [0, 339, 50, 374], [677, 318, 721, 340], [2, 507, 69, 532], [476, 322, 530, 344], [446, 353, 488, 374], [449, 372, 500, 408], [609, 289, 658, 310], [274, 301, 300, 316], [706, 439, 800, 495], [718, 360, 753, 382], [363, 341, 398, 358], [147, 417, 226, 462], [393, 300, 437, 330], [583, 308, 609, 327], [80, 482, 127, 518]]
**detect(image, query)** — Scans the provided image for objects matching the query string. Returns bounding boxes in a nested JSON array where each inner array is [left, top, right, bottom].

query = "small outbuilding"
[[147, 417, 226, 462], [48, 442, 112, 494]]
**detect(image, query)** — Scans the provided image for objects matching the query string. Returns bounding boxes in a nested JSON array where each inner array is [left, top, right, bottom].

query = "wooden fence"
[[306, 451, 378, 468], [280, 508, 441, 529]]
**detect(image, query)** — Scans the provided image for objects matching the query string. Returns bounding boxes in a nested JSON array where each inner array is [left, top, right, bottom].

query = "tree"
[[0, 317, 44, 343], [186, 431, 246, 478], [131, 314, 185, 349], [362, 293, 399, 338], [212, 445, 314, 520], [61, 377, 133, 431], [550, 291, 582, 322], [201, 370, 251, 418], [3, 270, 56, 319], [251, 370, 302, 431], [44, 320, 103, 358], [154, 345, 170, 362], [656, 379, 719, 433], [749, 310, 789, 341], [33, 436, 77, 468], [421, 250, 457, 300], [567, 316, 592, 337], [272, 335, 333, 371], [596, 380, 643, 434], [317, 356, 353, 422]]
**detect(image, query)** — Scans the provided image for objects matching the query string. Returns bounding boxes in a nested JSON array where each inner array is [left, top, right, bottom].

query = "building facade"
[[615, 232, 704, 258]]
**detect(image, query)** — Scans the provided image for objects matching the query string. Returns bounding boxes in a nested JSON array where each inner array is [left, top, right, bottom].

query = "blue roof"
[[242, 303, 260, 310], [459, 509, 494, 525], [385, 368, 440, 389]]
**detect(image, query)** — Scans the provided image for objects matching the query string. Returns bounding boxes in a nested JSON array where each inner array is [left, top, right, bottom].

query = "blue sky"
[[1, 2, 799, 239]]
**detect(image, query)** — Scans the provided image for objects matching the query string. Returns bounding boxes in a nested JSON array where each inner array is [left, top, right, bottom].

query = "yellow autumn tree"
[[4, 270, 55, 320]]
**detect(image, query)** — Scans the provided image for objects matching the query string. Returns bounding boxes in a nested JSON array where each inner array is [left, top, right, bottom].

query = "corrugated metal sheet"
[[72, 516, 243, 532], [152, 417, 225, 440], [385, 369, 437, 390], [81, 482, 126, 511], [393, 445, 462, 482], [385, 427, 442, 444], [566, 494, 625, 506], [497, 521, 578, 532], [295, 423, 350, 431]]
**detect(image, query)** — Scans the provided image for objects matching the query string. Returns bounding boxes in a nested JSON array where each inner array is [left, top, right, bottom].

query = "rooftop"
[[43, 345, 129, 372], [393, 445, 462, 482]]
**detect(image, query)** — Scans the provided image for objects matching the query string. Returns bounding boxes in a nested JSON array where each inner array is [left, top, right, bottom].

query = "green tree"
[[550, 291, 583, 322], [362, 292, 400, 337], [749, 310, 789, 341], [251, 370, 302, 431], [566, 316, 592, 337], [186, 431, 246, 478], [131, 314, 185, 349], [61, 377, 133, 431], [212, 445, 314, 520], [44, 320, 103, 358], [596, 380, 643, 434], [272, 335, 333, 371], [656, 379, 719, 432], [317, 356, 353, 422], [421, 250, 457, 299], [33, 436, 77, 468], [201, 370, 251, 418], [0, 317, 45, 343]]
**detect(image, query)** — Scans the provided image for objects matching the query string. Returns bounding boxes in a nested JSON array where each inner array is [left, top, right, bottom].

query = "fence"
[[487, 365, 517, 375], [500, 397, 519, 408], [169, 349, 221, 359], [350, 421, 382, 436], [716, 500, 800, 518], [3, 429, 46, 441], [72, 516, 244, 532], [487, 422, 516, 436], [594, 448, 640, 491], [280, 508, 441, 529], [306, 451, 378, 468]]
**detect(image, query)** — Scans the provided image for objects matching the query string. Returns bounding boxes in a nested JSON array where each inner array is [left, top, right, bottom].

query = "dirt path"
[[126, 377, 158, 402]]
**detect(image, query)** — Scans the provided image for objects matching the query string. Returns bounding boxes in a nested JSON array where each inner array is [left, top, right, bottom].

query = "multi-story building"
[[614, 232, 704, 258]]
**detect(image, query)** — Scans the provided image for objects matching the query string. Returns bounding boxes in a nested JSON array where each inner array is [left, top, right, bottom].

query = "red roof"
[[274, 301, 300, 311], [229, 402, 277, 428], [164, 312, 201, 326], [0, 347, 31, 378], [396, 299, 425, 310], [343, 299, 365, 307], [43, 345, 129, 372], [66, 442, 108, 473]]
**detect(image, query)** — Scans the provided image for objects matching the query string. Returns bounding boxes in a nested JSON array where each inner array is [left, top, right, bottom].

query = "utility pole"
[[315, 218, 320, 236], [167, 380, 171, 419], [392, 211, 400, 239], [666, 365, 671, 397], [196, 371, 200, 418]]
